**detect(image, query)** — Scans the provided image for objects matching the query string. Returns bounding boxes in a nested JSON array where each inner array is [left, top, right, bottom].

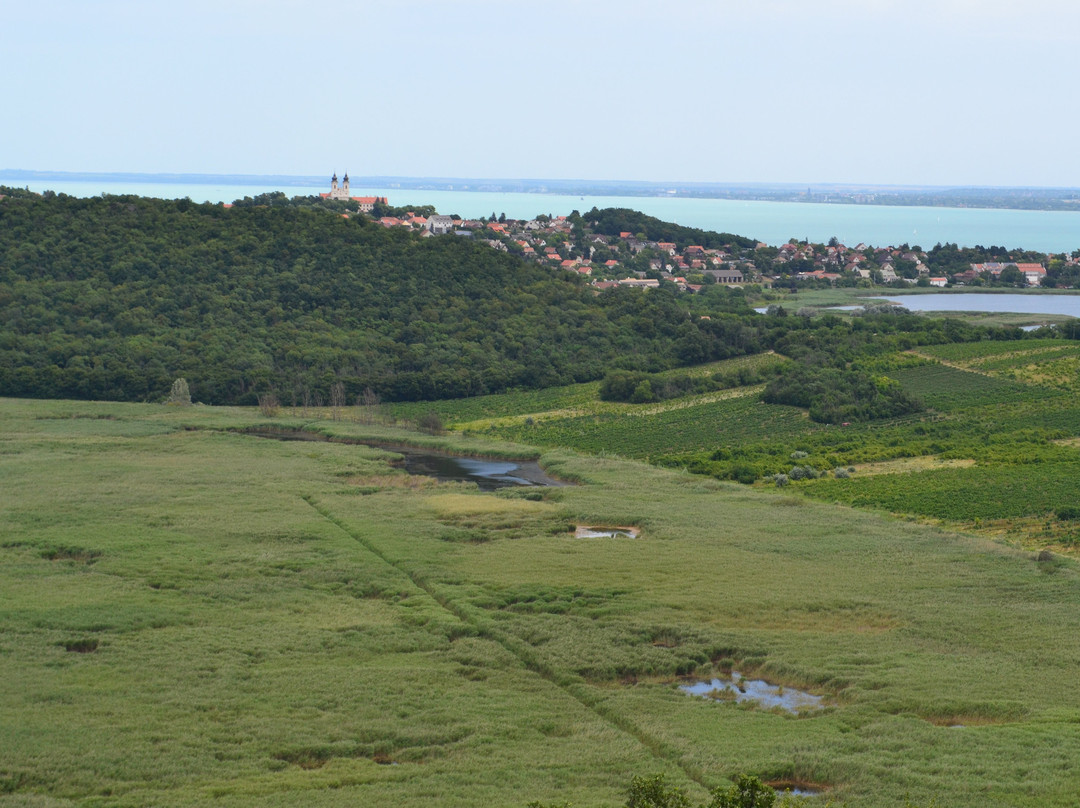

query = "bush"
[[257, 392, 280, 418], [417, 411, 444, 435], [773, 474, 789, 487], [625, 773, 690, 808], [763, 363, 924, 424], [1056, 506, 1080, 521], [600, 371, 650, 402], [631, 380, 658, 404], [704, 775, 776, 808], [728, 463, 758, 485]]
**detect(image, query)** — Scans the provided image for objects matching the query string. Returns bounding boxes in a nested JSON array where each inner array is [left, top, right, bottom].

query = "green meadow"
[[4, 396, 1080, 807]]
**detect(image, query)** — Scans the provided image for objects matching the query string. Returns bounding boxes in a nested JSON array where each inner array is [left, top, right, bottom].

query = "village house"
[[427, 214, 455, 234], [705, 268, 744, 284]]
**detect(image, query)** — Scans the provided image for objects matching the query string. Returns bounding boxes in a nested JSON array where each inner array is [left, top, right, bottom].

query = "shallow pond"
[[769, 783, 824, 797], [383, 444, 566, 490], [574, 526, 640, 539], [680, 671, 823, 713], [242, 429, 566, 490]]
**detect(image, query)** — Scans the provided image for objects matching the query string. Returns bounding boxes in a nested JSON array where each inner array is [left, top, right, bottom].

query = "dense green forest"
[[1, 190, 1068, 412], [0, 191, 764, 405]]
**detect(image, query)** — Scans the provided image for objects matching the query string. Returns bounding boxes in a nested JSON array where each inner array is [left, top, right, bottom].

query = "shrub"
[[257, 392, 280, 418], [729, 463, 758, 485], [833, 467, 851, 479], [631, 380, 658, 404], [704, 775, 776, 808], [625, 773, 691, 808], [600, 371, 650, 402], [417, 411, 444, 435], [1056, 506, 1080, 521], [773, 474, 789, 487]]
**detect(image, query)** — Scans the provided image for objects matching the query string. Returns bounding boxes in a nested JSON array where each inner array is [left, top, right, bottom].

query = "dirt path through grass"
[[302, 495, 711, 792]]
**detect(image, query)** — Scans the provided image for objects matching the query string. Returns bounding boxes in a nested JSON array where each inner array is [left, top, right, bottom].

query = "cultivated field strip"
[[302, 494, 711, 791]]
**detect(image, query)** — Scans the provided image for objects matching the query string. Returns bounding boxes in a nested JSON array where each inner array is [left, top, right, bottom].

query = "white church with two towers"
[[320, 172, 386, 212]]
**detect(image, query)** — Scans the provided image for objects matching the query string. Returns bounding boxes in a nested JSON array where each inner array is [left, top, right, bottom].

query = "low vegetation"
[[3, 397, 1080, 806]]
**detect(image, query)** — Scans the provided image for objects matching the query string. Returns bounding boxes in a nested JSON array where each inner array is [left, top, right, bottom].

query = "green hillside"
[[0, 191, 760, 405]]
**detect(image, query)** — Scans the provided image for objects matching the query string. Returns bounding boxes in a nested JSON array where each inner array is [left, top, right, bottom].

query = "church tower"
[[331, 172, 339, 193], [343, 172, 350, 196]]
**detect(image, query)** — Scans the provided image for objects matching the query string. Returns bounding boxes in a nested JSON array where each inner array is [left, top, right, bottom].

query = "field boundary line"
[[457, 385, 764, 430], [302, 494, 710, 792], [904, 350, 994, 376]]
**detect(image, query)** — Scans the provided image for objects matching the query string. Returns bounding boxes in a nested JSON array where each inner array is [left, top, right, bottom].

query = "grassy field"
[[4, 398, 1080, 806]]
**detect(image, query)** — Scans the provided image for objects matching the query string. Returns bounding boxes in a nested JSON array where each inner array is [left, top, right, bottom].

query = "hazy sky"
[[4, 0, 1078, 187]]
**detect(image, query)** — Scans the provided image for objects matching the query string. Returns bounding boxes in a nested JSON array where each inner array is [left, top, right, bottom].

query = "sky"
[[4, 0, 1079, 187]]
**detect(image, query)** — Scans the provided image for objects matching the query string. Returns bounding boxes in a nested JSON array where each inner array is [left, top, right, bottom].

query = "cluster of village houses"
[[369, 207, 1078, 291], [320, 175, 1074, 290]]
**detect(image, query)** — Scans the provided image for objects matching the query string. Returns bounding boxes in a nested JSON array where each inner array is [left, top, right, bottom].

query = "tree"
[[257, 392, 279, 417], [630, 379, 657, 404], [998, 266, 1024, 287], [357, 386, 382, 424], [168, 377, 191, 406], [329, 381, 346, 420]]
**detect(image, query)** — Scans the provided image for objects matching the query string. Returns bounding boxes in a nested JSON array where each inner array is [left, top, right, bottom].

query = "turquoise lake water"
[[6, 178, 1080, 253]]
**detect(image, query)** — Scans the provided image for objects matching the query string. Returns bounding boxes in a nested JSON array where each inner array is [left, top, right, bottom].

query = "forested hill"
[[0, 191, 760, 405], [586, 207, 757, 250]]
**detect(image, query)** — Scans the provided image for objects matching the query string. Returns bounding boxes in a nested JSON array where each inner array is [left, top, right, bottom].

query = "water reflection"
[[388, 447, 565, 490], [240, 429, 565, 490], [680, 671, 823, 713]]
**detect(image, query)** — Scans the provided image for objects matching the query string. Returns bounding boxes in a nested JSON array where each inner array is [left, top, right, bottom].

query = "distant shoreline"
[[3, 170, 1080, 212]]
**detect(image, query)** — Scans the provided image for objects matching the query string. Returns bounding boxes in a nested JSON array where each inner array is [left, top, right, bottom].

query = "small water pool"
[[574, 525, 640, 538], [680, 671, 823, 713]]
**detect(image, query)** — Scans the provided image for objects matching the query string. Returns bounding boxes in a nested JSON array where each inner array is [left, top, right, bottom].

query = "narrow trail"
[[904, 350, 995, 377], [302, 494, 711, 793]]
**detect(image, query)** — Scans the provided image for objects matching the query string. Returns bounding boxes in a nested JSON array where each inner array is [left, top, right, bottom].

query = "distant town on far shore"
[[3, 169, 1080, 212]]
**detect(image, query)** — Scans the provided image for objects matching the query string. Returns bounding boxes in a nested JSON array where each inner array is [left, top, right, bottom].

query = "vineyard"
[[915, 340, 1080, 390], [806, 460, 1080, 522], [375, 339, 1080, 548], [478, 393, 811, 459], [888, 364, 1036, 411]]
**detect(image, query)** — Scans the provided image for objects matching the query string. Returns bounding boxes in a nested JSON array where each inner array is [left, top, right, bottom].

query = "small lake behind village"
[[760, 293, 1080, 319], [879, 293, 1080, 318]]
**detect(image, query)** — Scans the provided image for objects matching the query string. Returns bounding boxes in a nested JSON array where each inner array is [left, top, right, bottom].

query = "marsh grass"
[[4, 398, 1080, 806]]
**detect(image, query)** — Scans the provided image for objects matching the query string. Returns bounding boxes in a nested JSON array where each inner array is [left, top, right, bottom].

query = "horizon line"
[[2, 169, 1079, 194]]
